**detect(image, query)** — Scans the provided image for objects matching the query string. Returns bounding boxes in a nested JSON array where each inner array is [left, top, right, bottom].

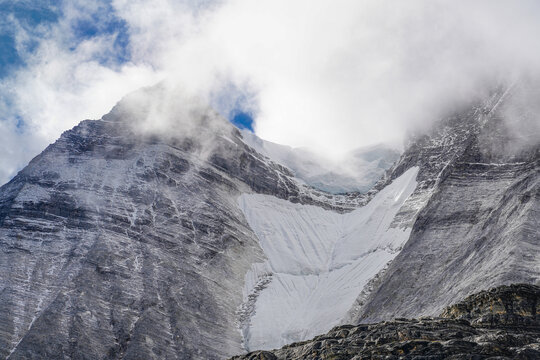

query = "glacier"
[[238, 166, 419, 350]]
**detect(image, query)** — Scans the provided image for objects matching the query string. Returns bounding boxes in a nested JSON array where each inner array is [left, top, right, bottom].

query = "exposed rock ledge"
[[231, 284, 540, 359]]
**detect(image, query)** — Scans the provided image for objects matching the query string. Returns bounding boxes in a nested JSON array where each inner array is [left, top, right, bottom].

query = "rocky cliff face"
[[231, 284, 540, 360], [347, 85, 540, 323]]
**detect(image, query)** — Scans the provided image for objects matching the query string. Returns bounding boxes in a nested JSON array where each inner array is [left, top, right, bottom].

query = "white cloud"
[[113, 0, 540, 157], [0, 2, 162, 185], [1, 0, 540, 185]]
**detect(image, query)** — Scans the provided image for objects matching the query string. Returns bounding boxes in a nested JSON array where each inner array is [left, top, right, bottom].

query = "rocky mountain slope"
[[0, 86, 363, 359], [235, 84, 539, 352], [232, 284, 540, 360], [346, 84, 539, 324]]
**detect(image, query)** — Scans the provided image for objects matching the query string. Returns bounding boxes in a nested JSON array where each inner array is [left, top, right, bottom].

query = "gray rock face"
[[0, 123, 259, 359], [352, 85, 540, 323], [0, 86, 360, 359]]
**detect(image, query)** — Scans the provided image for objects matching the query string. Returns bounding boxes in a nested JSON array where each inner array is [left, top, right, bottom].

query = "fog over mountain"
[[2, 1, 540, 184]]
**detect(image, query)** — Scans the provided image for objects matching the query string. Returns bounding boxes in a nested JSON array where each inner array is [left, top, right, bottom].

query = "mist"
[[1, 0, 540, 184]]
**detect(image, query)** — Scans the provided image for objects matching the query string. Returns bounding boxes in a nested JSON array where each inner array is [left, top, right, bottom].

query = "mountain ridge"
[[0, 85, 374, 359], [239, 129, 400, 194]]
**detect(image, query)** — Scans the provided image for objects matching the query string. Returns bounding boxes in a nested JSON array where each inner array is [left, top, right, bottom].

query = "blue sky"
[[230, 111, 254, 130], [0, 1, 59, 78], [0, 1, 130, 73]]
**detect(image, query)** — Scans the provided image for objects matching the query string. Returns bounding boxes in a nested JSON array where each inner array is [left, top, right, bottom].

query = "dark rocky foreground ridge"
[[232, 284, 540, 360]]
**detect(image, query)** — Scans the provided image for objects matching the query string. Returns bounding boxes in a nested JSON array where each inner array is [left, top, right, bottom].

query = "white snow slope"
[[237, 166, 420, 351]]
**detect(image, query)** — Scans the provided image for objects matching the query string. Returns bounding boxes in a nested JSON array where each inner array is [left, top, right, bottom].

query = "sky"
[[1, 0, 540, 185]]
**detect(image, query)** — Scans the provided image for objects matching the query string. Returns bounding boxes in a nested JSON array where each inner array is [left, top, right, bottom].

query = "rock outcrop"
[[441, 283, 539, 328]]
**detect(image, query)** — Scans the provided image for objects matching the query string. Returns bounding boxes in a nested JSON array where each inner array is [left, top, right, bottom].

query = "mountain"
[[234, 84, 539, 352], [0, 82, 538, 359], [0, 85, 364, 360], [240, 130, 400, 194]]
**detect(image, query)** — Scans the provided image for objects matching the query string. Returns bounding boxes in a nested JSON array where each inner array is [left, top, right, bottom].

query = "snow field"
[[238, 167, 420, 350]]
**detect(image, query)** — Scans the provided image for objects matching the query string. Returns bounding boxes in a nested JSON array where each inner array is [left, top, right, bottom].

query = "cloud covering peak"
[[1, 0, 540, 184]]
